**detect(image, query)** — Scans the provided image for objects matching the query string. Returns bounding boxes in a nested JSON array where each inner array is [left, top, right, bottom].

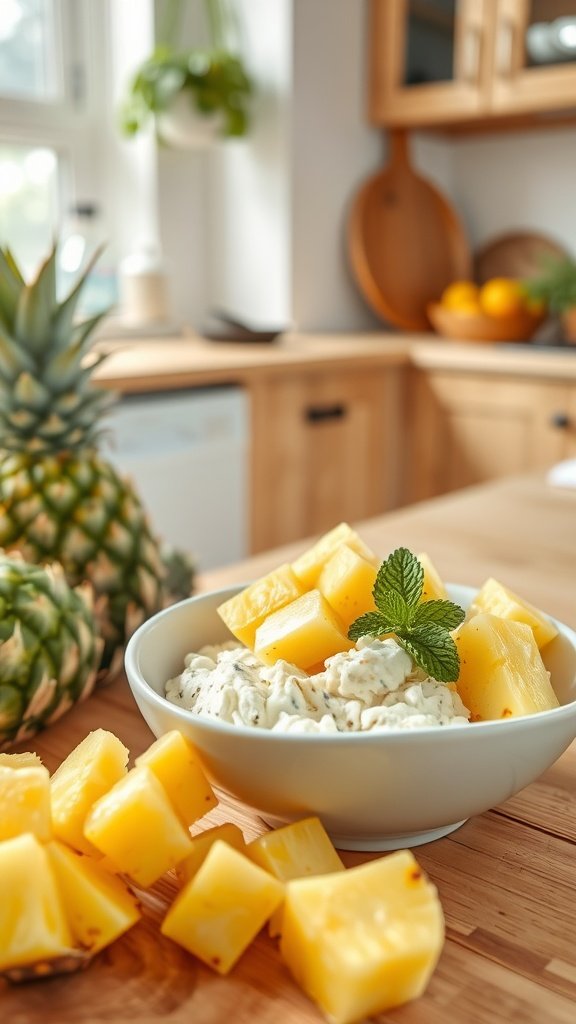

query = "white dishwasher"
[[103, 386, 249, 571]]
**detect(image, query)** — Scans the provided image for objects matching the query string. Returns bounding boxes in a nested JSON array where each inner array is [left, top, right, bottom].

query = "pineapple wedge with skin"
[[161, 840, 284, 975], [317, 544, 378, 629], [0, 833, 74, 973], [254, 589, 353, 671], [280, 850, 444, 1024], [455, 613, 559, 721], [247, 817, 345, 938], [217, 564, 305, 649], [468, 576, 558, 651], [176, 823, 246, 886], [84, 765, 193, 888], [46, 840, 141, 955], [135, 729, 217, 829], [0, 764, 52, 842], [291, 523, 378, 590], [50, 728, 129, 855]]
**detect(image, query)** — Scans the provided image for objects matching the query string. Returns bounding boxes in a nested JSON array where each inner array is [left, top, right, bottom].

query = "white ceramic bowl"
[[125, 585, 576, 851]]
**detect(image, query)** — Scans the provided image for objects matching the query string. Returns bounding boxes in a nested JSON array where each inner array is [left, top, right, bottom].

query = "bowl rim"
[[124, 583, 576, 744]]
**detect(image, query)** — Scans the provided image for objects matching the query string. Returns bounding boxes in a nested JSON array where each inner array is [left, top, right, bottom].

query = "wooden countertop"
[[7, 472, 576, 1023], [92, 330, 576, 392]]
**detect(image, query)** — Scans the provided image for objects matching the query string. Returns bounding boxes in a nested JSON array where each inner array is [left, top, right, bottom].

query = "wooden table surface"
[[5, 473, 576, 1024]]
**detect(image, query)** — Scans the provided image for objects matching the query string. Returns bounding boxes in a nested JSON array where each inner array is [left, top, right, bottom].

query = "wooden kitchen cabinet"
[[403, 368, 576, 502], [249, 367, 405, 552], [370, 0, 576, 129]]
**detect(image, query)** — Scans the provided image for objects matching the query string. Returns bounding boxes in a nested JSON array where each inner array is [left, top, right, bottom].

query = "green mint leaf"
[[373, 547, 423, 614], [396, 624, 461, 683], [348, 611, 393, 643], [412, 599, 466, 632], [372, 588, 413, 628]]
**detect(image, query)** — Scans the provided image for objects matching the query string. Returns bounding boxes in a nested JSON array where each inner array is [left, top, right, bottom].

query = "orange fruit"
[[479, 278, 524, 318], [440, 280, 480, 310]]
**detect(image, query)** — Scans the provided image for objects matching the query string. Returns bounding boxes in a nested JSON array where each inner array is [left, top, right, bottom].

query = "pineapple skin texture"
[[280, 850, 445, 1024]]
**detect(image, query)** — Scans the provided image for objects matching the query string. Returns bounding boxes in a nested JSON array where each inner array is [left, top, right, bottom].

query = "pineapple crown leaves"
[[0, 242, 115, 454], [348, 547, 466, 682]]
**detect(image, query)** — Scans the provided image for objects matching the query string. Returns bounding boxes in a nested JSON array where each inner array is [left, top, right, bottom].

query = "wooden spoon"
[[348, 130, 471, 330]]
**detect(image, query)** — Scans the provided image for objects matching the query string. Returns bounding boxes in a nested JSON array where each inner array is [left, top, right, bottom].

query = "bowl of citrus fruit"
[[427, 277, 546, 342], [125, 524, 576, 854]]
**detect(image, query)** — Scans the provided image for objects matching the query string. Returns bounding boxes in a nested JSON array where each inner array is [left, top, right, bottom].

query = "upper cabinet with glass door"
[[369, 0, 576, 129]]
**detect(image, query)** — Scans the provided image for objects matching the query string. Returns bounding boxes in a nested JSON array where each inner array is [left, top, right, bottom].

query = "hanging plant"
[[120, 0, 253, 145]]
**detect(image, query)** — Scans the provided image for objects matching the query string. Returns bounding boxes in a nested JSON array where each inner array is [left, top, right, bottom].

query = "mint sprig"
[[348, 548, 465, 682]]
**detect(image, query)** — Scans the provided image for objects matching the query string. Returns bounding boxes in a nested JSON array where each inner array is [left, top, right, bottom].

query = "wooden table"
[[6, 473, 576, 1023]]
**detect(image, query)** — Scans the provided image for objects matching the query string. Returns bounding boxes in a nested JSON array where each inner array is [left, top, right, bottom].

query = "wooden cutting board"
[[347, 130, 472, 330]]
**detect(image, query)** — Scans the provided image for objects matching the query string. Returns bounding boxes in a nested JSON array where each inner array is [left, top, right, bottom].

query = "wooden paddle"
[[348, 129, 472, 331]]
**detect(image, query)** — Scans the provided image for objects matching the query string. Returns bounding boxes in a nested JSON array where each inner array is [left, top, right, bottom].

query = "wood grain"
[[5, 473, 576, 1024]]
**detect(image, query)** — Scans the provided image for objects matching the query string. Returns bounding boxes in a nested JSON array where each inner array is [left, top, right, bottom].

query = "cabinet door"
[[404, 371, 568, 503], [491, 0, 576, 114], [249, 369, 403, 553], [369, 0, 492, 127]]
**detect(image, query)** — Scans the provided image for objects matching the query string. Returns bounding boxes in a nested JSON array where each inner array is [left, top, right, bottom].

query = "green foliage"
[[524, 257, 576, 314], [348, 548, 465, 683]]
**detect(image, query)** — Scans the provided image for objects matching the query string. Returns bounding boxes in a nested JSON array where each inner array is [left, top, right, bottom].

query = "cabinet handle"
[[496, 17, 515, 76], [550, 411, 571, 430], [305, 404, 347, 423]]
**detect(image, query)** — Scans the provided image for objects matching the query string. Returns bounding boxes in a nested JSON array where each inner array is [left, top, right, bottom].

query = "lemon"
[[440, 280, 480, 310], [479, 277, 524, 318]]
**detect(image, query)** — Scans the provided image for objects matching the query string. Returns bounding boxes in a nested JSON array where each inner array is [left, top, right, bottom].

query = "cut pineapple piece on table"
[[0, 764, 52, 842], [280, 849, 444, 1024], [161, 840, 284, 975], [0, 833, 74, 973], [50, 728, 129, 855], [455, 613, 559, 721], [468, 576, 558, 650], [291, 522, 377, 590], [176, 823, 246, 886], [46, 840, 141, 955], [0, 750, 44, 768], [217, 564, 305, 648], [135, 729, 217, 829], [254, 589, 353, 671], [418, 552, 448, 602], [83, 765, 193, 888], [317, 544, 377, 628], [247, 816, 345, 938]]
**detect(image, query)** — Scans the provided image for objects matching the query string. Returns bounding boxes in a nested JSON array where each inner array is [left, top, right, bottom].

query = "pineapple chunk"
[[46, 840, 141, 955], [135, 730, 217, 829], [0, 751, 44, 769], [418, 552, 448, 602], [254, 589, 353, 671], [0, 765, 52, 842], [247, 817, 345, 938], [83, 765, 193, 888], [217, 564, 305, 649], [291, 523, 377, 590], [280, 850, 444, 1024], [161, 840, 284, 974], [50, 729, 129, 855], [317, 545, 377, 628], [0, 833, 73, 972], [176, 823, 246, 886], [468, 577, 558, 650], [455, 613, 559, 721]]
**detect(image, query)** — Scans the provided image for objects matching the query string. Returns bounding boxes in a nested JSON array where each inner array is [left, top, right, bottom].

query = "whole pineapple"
[[0, 552, 101, 749], [0, 244, 192, 679]]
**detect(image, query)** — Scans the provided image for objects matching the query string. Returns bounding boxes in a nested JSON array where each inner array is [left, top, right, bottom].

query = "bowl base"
[[259, 815, 468, 851]]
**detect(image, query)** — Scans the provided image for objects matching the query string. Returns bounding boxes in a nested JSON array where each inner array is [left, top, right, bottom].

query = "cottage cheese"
[[164, 636, 470, 733]]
